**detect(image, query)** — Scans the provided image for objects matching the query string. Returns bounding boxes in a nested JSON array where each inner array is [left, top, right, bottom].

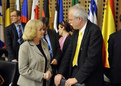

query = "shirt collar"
[[45, 31, 48, 35], [14, 23, 21, 27], [81, 21, 87, 33]]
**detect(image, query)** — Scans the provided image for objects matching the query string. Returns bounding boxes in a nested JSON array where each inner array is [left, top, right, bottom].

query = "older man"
[[54, 4, 104, 86]]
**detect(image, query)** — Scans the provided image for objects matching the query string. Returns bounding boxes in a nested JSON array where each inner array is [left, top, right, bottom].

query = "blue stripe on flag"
[[59, 0, 63, 23], [94, 1, 97, 16], [21, 0, 28, 18], [54, 0, 63, 33], [90, 0, 94, 15], [0, 41, 4, 48]]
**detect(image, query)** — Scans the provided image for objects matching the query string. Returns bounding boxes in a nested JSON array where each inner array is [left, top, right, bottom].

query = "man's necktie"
[[18, 25, 24, 44], [72, 30, 82, 67]]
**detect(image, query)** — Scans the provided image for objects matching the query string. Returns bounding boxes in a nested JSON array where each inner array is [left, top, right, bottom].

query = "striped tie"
[[18, 25, 24, 44]]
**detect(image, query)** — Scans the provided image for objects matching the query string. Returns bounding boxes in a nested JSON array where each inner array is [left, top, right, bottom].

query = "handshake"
[[43, 71, 52, 80]]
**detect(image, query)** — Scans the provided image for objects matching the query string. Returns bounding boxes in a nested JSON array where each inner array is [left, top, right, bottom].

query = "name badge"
[[49, 49, 53, 55], [17, 39, 21, 44]]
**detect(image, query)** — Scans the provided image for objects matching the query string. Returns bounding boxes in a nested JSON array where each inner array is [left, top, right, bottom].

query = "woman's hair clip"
[[62, 21, 64, 25]]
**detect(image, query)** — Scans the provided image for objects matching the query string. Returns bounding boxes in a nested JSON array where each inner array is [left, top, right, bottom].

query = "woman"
[[58, 21, 72, 54], [17, 19, 52, 86], [58, 21, 72, 78]]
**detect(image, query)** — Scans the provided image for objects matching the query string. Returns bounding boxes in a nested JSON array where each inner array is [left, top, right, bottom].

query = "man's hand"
[[12, 59, 18, 62], [54, 74, 63, 86], [51, 59, 57, 65], [65, 78, 78, 86]]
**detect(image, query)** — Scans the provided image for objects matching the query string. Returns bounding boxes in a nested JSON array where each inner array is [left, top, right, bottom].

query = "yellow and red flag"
[[102, 0, 116, 68]]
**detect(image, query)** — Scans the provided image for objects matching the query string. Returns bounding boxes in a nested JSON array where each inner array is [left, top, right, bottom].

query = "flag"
[[42, 0, 52, 29], [42, 0, 49, 18], [54, 0, 63, 32], [5, 0, 10, 27], [15, 0, 20, 11], [31, 0, 39, 19], [48, 0, 52, 29], [102, 0, 116, 68], [88, 0, 97, 24], [72, 0, 78, 6], [21, 0, 28, 23], [0, 0, 4, 48]]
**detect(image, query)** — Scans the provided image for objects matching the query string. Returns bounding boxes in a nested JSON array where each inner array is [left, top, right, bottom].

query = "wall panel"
[[1, 0, 121, 30]]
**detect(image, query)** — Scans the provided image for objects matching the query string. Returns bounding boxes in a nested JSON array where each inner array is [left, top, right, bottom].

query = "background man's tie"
[[18, 25, 24, 44]]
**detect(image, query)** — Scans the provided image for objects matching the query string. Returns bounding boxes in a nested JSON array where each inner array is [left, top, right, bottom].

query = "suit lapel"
[[41, 40, 48, 57], [12, 23, 25, 38], [12, 24, 19, 39], [81, 20, 91, 47], [47, 29, 54, 52], [71, 21, 91, 61], [29, 41, 44, 57], [21, 23, 26, 30], [71, 30, 79, 60], [73, 30, 79, 53]]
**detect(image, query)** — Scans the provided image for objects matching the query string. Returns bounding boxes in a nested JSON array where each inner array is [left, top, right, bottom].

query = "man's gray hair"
[[68, 4, 88, 20]]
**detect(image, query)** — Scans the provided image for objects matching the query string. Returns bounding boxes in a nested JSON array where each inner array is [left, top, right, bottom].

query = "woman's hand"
[[45, 71, 52, 80]]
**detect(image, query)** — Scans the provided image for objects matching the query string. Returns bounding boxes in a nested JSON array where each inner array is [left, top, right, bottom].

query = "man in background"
[[39, 17, 62, 86], [5, 10, 26, 62], [4, 10, 26, 86], [108, 29, 121, 86]]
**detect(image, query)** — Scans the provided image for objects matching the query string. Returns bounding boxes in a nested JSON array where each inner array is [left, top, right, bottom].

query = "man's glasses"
[[68, 17, 78, 21]]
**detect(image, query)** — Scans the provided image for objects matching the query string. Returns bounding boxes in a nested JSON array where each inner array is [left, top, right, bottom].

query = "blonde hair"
[[23, 19, 43, 40]]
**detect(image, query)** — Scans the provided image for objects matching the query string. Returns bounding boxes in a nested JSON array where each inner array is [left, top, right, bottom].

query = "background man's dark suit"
[[108, 29, 121, 86], [47, 29, 62, 63], [58, 20, 104, 86], [47, 29, 62, 86], [47, 29, 61, 62], [4, 23, 25, 86], [5, 23, 26, 61]]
